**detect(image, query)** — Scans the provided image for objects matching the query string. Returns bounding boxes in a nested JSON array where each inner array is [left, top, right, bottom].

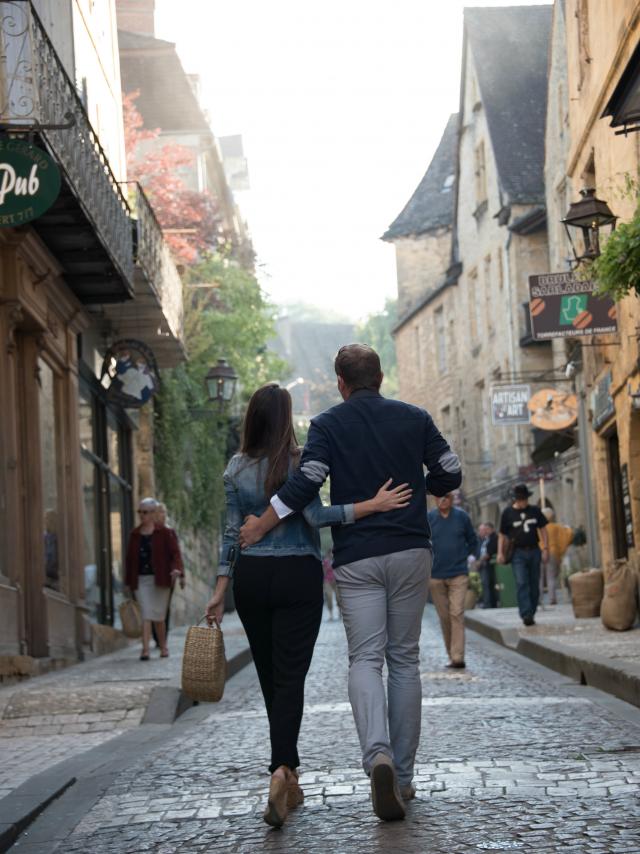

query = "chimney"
[[116, 0, 156, 37]]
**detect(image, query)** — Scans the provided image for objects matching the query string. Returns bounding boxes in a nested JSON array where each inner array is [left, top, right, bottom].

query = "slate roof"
[[382, 113, 458, 241], [118, 30, 211, 133], [464, 5, 552, 205]]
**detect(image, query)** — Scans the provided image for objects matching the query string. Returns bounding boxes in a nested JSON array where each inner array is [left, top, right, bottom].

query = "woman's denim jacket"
[[217, 454, 355, 577]]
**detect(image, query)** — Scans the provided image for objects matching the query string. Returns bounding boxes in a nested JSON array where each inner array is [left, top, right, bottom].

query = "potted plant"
[[465, 570, 482, 610]]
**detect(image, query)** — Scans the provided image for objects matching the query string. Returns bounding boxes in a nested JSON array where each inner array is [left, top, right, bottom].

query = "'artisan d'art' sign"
[[0, 138, 61, 226], [100, 340, 160, 408]]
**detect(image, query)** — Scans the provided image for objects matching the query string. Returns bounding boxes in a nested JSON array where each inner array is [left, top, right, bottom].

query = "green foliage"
[[588, 205, 640, 300], [467, 570, 483, 598], [154, 255, 286, 531], [356, 297, 399, 398]]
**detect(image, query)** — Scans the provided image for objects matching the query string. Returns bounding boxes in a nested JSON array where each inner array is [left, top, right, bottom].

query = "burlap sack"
[[568, 569, 603, 618], [601, 560, 638, 632]]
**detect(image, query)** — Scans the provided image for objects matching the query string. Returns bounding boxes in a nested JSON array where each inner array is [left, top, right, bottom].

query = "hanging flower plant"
[[588, 206, 640, 301]]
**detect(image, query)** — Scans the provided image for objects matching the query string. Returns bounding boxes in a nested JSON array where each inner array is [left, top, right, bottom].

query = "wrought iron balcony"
[[0, 0, 134, 300], [119, 181, 185, 365]]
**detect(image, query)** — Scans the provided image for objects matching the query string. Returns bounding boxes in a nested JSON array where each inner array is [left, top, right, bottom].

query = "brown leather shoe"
[[287, 769, 304, 809], [263, 767, 289, 828]]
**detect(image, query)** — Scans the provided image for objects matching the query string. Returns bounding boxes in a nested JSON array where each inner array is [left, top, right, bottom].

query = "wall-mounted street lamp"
[[205, 358, 238, 407], [562, 188, 617, 266]]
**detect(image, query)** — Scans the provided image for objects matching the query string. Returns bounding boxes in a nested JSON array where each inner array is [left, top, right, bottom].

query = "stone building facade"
[[561, 0, 640, 565], [388, 7, 567, 527], [0, 0, 184, 671]]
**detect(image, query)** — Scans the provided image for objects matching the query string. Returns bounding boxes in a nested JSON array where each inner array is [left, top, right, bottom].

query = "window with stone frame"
[[474, 141, 487, 205], [468, 267, 479, 343], [435, 307, 447, 375], [576, 0, 592, 91], [484, 253, 494, 337]]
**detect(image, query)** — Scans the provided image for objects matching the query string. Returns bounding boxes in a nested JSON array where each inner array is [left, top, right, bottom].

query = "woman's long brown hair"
[[241, 384, 299, 497]]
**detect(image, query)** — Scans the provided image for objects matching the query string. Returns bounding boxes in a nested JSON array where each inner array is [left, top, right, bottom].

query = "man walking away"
[[239, 344, 462, 821], [428, 494, 479, 669], [498, 484, 549, 626], [478, 522, 499, 608], [539, 508, 573, 605]]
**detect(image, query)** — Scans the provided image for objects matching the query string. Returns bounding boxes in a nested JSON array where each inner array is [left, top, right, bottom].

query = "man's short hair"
[[483, 521, 495, 530], [334, 344, 382, 391]]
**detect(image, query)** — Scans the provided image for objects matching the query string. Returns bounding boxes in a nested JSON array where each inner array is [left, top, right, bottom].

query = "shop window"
[[79, 375, 133, 625], [39, 359, 61, 591]]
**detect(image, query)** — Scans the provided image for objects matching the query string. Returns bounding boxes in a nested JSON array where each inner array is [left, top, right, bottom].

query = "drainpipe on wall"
[[577, 379, 600, 567], [502, 233, 524, 468]]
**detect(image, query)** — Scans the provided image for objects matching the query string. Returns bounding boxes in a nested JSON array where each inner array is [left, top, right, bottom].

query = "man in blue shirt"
[[428, 494, 479, 669]]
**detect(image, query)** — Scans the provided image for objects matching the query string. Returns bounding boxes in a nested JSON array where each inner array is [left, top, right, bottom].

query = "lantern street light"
[[205, 358, 238, 408], [562, 187, 617, 266]]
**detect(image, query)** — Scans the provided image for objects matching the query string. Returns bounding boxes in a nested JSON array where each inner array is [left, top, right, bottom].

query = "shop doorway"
[[605, 429, 628, 561], [79, 372, 134, 625]]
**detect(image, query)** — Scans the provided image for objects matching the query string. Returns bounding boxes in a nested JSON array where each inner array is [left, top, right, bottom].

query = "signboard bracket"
[[0, 112, 76, 135]]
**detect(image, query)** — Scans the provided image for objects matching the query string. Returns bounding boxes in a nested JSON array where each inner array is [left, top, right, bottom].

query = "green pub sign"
[[0, 138, 61, 226]]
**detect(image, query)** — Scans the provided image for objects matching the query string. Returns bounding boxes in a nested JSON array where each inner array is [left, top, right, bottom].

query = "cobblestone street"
[[10, 607, 638, 853]]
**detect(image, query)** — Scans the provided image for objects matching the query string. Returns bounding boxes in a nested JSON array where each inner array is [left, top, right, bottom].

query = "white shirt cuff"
[[270, 494, 294, 519]]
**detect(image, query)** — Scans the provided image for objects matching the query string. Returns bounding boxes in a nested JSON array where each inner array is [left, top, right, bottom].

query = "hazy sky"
[[156, 0, 551, 321]]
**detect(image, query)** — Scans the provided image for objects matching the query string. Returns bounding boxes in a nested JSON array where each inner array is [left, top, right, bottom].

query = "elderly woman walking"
[[125, 497, 184, 660]]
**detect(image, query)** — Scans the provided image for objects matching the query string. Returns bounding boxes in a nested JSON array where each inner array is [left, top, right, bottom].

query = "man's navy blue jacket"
[[277, 389, 462, 567]]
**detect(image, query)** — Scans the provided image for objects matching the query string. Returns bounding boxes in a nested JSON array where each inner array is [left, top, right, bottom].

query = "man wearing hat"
[[497, 484, 549, 626]]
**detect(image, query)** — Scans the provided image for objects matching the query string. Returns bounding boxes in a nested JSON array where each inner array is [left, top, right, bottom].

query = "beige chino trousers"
[[429, 574, 468, 664]]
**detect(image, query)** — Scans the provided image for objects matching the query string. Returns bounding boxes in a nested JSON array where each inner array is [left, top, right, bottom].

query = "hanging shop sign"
[[528, 272, 617, 339], [527, 388, 578, 431], [0, 138, 61, 226], [100, 339, 160, 408], [591, 370, 615, 430], [490, 384, 531, 425]]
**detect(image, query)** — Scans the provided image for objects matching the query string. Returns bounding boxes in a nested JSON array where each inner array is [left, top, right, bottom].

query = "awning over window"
[[602, 40, 640, 134]]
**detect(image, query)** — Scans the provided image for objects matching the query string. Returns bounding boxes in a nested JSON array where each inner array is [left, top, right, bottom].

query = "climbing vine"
[[154, 256, 286, 532]]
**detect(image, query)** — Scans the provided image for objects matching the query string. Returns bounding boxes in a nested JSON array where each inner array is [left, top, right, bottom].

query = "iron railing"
[[0, 0, 134, 284], [125, 181, 184, 342]]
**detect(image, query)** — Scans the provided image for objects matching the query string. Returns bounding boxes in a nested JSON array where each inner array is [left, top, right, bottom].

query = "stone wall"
[[394, 229, 451, 318]]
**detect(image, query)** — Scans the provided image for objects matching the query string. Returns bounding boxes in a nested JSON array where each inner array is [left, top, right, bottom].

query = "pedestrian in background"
[[322, 549, 339, 620], [477, 522, 498, 609], [125, 497, 184, 660], [539, 507, 573, 605], [153, 502, 185, 643], [428, 493, 479, 669], [498, 484, 549, 626]]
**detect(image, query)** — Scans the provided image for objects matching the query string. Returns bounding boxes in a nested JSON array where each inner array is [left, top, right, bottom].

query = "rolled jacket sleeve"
[[302, 495, 355, 528], [218, 469, 242, 579]]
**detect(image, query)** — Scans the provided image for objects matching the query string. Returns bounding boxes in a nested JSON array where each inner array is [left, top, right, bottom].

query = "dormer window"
[[441, 174, 455, 193]]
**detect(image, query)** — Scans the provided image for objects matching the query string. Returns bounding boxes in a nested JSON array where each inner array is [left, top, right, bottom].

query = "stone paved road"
[[0, 617, 248, 801], [22, 608, 640, 852]]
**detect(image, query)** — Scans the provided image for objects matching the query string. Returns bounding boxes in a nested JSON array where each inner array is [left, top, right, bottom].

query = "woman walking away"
[[125, 497, 184, 660], [206, 383, 411, 829]]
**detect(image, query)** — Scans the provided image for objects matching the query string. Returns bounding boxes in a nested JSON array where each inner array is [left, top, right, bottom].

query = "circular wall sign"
[[528, 388, 578, 431], [0, 137, 61, 226], [100, 339, 160, 409]]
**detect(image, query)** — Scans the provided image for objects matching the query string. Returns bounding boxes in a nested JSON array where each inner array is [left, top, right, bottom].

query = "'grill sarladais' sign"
[[0, 138, 61, 226]]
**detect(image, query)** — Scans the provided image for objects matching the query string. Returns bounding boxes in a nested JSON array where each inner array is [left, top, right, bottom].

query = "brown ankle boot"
[[263, 767, 290, 828], [287, 769, 304, 809]]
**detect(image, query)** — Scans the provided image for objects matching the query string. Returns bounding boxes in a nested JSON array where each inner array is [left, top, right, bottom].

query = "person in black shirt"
[[498, 484, 549, 626]]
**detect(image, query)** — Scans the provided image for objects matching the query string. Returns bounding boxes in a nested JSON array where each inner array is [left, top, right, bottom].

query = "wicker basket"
[[119, 599, 143, 638], [181, 618, 226, 702]]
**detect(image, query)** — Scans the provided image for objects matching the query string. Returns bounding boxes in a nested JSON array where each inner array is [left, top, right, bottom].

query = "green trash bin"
[[495, 562, 517, 608]]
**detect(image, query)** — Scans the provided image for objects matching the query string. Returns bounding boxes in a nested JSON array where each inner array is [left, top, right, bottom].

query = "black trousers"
[[233, 553, 323, 773]]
